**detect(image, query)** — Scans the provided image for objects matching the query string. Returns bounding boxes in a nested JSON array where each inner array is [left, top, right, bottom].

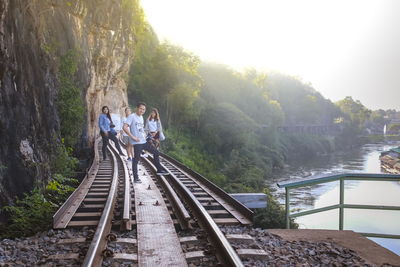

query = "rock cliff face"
[[0, 0, 136, 205]]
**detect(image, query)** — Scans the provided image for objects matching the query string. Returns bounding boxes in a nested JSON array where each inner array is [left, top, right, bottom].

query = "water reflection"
[[268, 142, 400, 255]]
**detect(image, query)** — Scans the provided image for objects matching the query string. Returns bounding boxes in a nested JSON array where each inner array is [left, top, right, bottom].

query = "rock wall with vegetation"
[[0, 0, 141, 205]]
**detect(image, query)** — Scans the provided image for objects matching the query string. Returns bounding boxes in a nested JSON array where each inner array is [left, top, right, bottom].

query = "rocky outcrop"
[[0, 0, 136, 205]]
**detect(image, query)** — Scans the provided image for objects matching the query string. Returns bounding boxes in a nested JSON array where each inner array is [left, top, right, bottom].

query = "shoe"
[[141, 153, 148, 158], [134, 179, 142, 183], [127, 157, 132, 161], [156, 170, 169, 176]]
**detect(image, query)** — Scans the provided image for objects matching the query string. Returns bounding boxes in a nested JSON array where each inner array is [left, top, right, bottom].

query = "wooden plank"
[[73, 212, 102, 217], [84, 198, 107, 202], [81, 204, 104, 208], [89, 188, 109, 192], [115, 238, 137, 244], [185, 251, 205, 260], [179, 236, 198, 244], [135, 164, 188, 267], [113, 253, 138, 262], [213, 218, 239, 225], [236, 249, 268, 259], [197, 197, 214, 201], [67, 220, 98, 227], [207, 210, 229, 215], [225, 234, 254, 243]]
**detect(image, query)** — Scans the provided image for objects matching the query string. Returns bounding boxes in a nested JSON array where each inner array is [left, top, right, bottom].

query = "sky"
[[140, 0, 400, 111]]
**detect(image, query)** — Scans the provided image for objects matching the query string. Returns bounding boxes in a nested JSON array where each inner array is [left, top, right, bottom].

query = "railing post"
[[339, 178, 344, 230], [285, 187, 290, 229]]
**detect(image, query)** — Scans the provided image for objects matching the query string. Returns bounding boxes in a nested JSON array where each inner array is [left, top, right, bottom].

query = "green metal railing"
[[277, 173, 400, 239]]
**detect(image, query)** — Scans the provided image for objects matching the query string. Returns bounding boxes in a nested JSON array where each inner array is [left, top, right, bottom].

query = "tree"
[[335, 96, 371, 129]]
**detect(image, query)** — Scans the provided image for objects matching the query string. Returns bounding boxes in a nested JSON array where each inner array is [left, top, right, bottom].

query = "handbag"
[[110, 128, 117, 136], [159, 131, 166, 141]]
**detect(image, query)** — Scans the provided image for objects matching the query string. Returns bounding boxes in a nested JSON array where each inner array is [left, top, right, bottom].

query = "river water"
[[268, 142, 400, 255]]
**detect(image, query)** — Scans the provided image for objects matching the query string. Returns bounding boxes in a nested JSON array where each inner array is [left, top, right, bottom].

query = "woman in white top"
[[122, 107, 133, 160], [145, 108, 163, 150]]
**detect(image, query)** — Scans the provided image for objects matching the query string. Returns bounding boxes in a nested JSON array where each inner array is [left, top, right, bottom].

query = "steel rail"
[[142, 157, 191, 230], [121, 154, 131, 230], [160, 153, 253, 224], [165, 169, 244, 267], [119, 139, 244, 265], [108, 140, 131, 230], [82, 145, 119, 266], [119, 137, 191, 229], [53, 137, 101, 229]]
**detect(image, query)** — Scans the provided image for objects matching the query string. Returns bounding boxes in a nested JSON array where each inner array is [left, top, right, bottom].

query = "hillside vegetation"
[[127, 28, 387, 195]]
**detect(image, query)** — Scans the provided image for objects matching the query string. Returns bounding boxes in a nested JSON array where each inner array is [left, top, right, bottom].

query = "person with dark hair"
[[98, 106, 125, 160], [123, 102, 168, 183], [145, 108, 165, 150]]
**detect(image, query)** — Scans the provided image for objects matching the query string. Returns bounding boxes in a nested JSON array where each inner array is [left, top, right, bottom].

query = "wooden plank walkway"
[[134, 163, 188, 267]]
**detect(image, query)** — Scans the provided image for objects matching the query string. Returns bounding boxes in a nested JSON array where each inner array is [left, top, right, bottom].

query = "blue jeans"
[[132, 142, 163, 181]]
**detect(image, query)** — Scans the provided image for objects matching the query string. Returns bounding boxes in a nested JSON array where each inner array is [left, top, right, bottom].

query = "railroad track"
[[49, 137, 267, 266], [52, 137, 136, 266]]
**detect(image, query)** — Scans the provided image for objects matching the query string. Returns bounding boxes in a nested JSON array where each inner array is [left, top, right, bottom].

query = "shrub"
[[1, 175, 77, 238], [1, 189, 56, 238], [56, 49, 84, 149], [254, 187, 298, 229]]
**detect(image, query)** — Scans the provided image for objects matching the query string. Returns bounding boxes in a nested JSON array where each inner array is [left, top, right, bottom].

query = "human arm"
[[123, 123, 140, 142], [99, 115, 109, 136]]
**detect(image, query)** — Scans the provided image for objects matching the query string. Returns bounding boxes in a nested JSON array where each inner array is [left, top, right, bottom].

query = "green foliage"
[[335, 96, 371, 130], [281, 134, 335, 159], [265, 72, 341, 125], [45, 174, 78, 204], [122, 0, 146, 44], [50, 140, 79, 178], [128, 40, 202, 128], [254, 188, 298, 229], [1, 175, 77, 238], [56, 49, 84, 149], [163, 128, 227, 187], [1, 189, 56, 238], [127, 30, 383, 230]]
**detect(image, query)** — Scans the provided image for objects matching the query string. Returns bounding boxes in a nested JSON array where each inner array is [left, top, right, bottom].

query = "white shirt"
[[148, 120, 158, 132], [125, 113, 146, 145]]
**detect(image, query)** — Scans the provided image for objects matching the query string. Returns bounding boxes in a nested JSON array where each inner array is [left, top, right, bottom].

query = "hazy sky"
[[141, 0, 400, 110]]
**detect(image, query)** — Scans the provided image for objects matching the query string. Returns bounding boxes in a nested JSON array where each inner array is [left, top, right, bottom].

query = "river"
[[268, 142, 400, 256]]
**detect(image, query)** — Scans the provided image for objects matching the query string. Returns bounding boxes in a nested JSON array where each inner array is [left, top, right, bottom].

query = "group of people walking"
[[98, 102, 168, 183]]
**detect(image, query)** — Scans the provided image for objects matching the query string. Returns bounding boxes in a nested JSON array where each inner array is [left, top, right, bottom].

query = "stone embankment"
[[1, 227, 399, 266]]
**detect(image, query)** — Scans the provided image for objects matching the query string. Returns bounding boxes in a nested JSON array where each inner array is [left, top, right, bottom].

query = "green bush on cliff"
[[0, 175, 77, 238], [56, 49, 84, 149], [50, 139, 79, 179], [1, 189, 56, 238]]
